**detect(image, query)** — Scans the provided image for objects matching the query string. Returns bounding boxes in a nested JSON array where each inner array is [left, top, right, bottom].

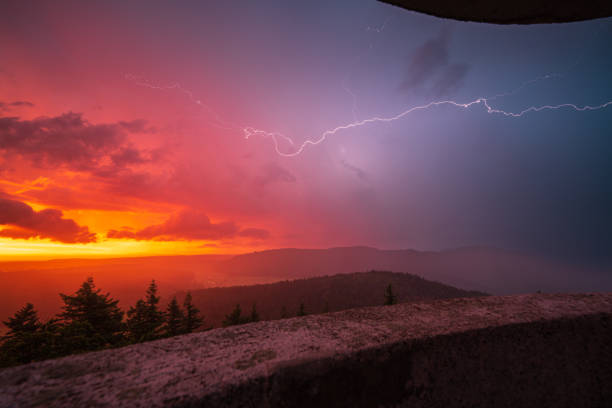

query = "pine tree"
[[3, 303, 41, 336], [127, 280, 165, 342], [164, 297, 185, 337], [250, 303, 260, 323], [126, 300, 149, 342], [183, 292, 204, 333], [223, 304, 244, 327], [280, 306, 288, 319], [323, 301, 329, 313], [0, 303, 43, 367], [0, 303, 68, 368], [297, 302, 306, 316], [59, 277, 124, 348], [36, 318, 63, 359], [384, 283, 397, 305]]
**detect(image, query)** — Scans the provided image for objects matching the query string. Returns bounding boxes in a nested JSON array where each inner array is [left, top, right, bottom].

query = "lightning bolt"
[[343, 16, 394, 123], [123, 74, 239, 131], [366, 17, 392, 33], [125, 19, 612, 159], [238, 23, 611, 157], [342, 75, 360, 122], [126, 73, 611, 158], [486, 72, 563, 101], [242, 97, 612, 157]]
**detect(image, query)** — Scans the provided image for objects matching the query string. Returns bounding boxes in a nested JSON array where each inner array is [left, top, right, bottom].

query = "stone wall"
[[1, 293, 611, 407]]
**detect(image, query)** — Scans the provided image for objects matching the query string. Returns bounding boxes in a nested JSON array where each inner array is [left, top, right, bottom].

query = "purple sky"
[[0, 0, 611, 266]]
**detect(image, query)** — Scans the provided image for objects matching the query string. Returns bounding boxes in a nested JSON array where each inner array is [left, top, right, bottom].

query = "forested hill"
[[178, 271, 487, 328]]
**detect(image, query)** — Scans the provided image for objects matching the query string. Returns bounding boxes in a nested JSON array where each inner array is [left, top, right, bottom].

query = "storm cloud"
[[400, 28, 470, 96], [0, 100, 34, 112], [0, 111, 154, 173]]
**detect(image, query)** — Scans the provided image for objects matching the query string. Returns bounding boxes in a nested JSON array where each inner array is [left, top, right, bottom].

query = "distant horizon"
[[0, 244, 587, 263]]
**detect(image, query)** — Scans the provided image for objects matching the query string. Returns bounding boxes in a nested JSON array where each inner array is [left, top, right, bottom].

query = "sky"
[[0, 0, 611, 262]]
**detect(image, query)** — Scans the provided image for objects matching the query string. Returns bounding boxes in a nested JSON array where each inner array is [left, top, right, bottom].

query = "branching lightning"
[[123, 74, 238, 131], [342, 15, 394, 122], [240, 97, 612, 157], [486, 73, 563, 101], [241, 27, 611, 158], [126, 34, 611, 159]]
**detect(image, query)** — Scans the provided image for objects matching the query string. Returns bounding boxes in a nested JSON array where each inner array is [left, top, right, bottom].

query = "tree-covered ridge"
[[0, 278, 205, 368], [179, 271, 487, 327]]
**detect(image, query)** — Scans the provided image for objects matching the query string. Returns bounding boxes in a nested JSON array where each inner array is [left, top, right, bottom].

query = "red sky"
[[1, 1, 611, 262], [0, 2, 387, 259]]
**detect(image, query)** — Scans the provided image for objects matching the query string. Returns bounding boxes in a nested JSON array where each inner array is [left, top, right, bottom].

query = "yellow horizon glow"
[[0, 237, 251, 261], [1, 182, 272, 261]]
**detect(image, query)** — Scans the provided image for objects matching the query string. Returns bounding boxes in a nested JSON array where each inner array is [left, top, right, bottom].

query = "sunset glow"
[[1, 1, 611, 263]]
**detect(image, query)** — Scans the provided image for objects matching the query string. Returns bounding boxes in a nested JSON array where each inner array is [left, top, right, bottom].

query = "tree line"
[[222, 282, 396, 327], [0, 277, 204, 368], [1, 278, 399, 368], [221, 301, 309, 326]]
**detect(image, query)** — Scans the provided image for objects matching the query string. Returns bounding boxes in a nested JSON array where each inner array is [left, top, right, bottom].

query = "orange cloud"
[[107, 210, 269, 242], [0, 195, 96, 243]]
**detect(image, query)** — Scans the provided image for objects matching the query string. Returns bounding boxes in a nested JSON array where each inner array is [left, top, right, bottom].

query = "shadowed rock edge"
[[1, 293, 611, 407], [192, 314, 612, 407]]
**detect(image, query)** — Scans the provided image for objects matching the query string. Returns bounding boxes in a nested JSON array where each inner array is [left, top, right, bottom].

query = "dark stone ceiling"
[[379, 1, 612, 24]]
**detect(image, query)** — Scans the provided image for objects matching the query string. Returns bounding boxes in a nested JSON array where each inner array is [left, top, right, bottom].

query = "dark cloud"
[[118, 119, 157, 134], [109, 146, 148, 168], [432, 63, 470, 97], [400, 29, 469, 97], [0, 196, 96, 243], [19, 185, 131, 211], [118, 119, 149, 132], [341, 160, 367, 181], [239, 227, 271, 240], [107, 210, 238, 241], [401, 29, 450, 90], [256, 163, 296, 187], [97, 169, 163, 201], [0, 100, 34, 112], [0, 111, 155, 173]]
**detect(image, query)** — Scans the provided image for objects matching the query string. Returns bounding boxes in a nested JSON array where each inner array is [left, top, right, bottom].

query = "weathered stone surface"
[[1, 293, 611, 407], [380, 0, 612, 24]]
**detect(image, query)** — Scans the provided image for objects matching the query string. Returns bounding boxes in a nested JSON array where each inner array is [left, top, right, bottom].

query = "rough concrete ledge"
[[1, 293, 611, 407]]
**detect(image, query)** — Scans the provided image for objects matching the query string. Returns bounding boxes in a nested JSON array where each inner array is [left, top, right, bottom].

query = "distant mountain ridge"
[[213, 246, 607, 295], [1, 245, 608, 326], [178, 271, 487, 328]]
